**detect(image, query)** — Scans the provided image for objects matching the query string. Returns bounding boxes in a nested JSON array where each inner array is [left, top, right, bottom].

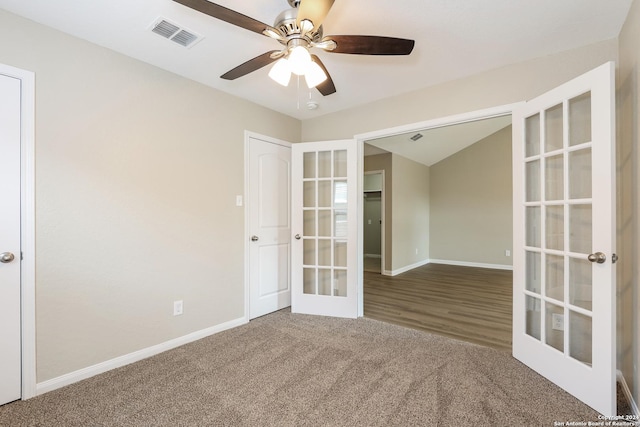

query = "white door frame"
[[0, 63, 36, 399], [243, 131, 292, 322], [354, 103, 521, 317]]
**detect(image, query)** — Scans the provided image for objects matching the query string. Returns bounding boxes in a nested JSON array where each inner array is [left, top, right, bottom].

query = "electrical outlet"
[[552, 313, 564, 331], [505, 249, 511, 257], [415, 248, 418, 255], [173, 300, 183, 316]]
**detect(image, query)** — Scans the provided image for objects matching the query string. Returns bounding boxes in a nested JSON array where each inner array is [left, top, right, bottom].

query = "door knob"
[[294, 234, 301, 240], [251, 235, 259, 242], [587, 252, 606, 264], [0, 252, 15, 263]]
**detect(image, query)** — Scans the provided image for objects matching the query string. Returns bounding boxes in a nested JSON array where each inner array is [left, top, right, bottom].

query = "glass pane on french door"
[[523, 91, 594, 366], [302, 150, 348, 298]]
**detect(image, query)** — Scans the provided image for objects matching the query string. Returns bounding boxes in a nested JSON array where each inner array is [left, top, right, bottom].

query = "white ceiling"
[[365, 115, 512, 167], [0, 0, 632, 120]]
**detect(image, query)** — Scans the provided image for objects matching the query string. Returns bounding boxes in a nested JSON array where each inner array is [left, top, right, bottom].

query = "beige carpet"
[[1, 309, 601, 426]]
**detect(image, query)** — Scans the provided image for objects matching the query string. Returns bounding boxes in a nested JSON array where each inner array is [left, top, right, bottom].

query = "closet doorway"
[[363, 171, 384, 274]]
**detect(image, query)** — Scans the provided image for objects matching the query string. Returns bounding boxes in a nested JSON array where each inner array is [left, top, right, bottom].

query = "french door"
[[512, 62, 616, 416], [291, 139, 358, 318]]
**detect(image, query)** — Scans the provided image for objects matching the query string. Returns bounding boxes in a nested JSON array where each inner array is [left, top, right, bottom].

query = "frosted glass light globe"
[[289, 46, 311, 76], [268, 58, 292, 86]]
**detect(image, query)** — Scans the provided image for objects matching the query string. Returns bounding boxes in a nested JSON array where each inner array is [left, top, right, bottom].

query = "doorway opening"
[[356, 105, 516, 351]]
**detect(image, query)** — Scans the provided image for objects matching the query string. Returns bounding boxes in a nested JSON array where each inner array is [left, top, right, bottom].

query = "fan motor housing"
[[274, 8, 323, 44]]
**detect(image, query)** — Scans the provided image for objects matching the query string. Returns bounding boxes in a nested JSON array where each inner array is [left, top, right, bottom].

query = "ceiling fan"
[[172, 0, 415, 96]]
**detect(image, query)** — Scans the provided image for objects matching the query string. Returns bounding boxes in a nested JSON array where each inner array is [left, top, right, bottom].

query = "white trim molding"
[[617, 370, 640, 416], [36, 316, 247, 396], [0, 62, 36, 400], [383, 259, 430, 276], [382, 259, 513, 276], [354, 103, 521, 142], [429, 259, 513, 271]]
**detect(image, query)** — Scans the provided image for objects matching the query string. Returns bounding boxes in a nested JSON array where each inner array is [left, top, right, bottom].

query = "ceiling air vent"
[[150, 18, 202, 48], [410, 133, 424, 141]]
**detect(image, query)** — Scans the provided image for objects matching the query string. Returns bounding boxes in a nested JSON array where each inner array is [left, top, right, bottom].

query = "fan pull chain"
[[296, 75, 300, 110]]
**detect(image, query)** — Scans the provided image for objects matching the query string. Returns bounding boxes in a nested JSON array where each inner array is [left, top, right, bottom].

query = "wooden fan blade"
[[297, 0, 335, 31], [220, 51, 280, 80], [323, 35, 415, 55], [310, 54, 336, 96], [173, 0, 269, 36]]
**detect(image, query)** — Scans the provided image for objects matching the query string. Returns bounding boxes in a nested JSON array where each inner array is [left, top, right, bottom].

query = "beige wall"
[[0, 10, 300, 382], [302, 40, 617, 142], [430, 126, 513, 266], [364, 153, 392, 272], [364, 152, 430, 274], [617, 0, 640, 407], [390, 154, 430, 272]]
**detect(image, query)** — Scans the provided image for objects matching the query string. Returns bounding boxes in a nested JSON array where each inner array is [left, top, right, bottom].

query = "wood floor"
[[364, 263, 513, 352], [363, 256, 381, 273]]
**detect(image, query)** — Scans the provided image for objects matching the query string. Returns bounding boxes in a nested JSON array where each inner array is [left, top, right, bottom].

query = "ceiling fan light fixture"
[[175, 0, 416, 98], [305, 61, 327, 88], [289, 45, 312, 75], [268, 58, 292, 86]]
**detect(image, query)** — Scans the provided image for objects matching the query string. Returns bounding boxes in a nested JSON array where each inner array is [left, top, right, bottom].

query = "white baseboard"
[[429, 259, 513, 271], [383, 259, 430, 276], [617, 370, 640, 416], [36, 316, 247, 396], [364, 254, 382, 259]]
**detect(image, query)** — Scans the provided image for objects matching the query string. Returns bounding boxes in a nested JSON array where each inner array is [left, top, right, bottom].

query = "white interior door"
[[0, 72, 22, 405], [248, 136, 292, 319], [291, 139, 358, 318], [512, 62, 616, 416]]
